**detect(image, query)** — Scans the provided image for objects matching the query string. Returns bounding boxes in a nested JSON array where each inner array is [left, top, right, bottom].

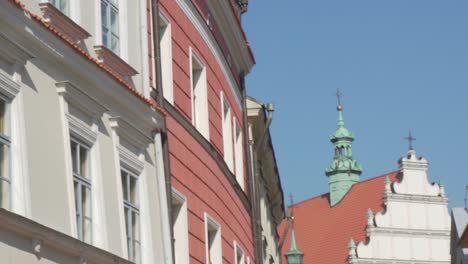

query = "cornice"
[[0, 209, 132, 264], [118, 145, 145, 173], [0, 70, 21, 100], [109, 115, 155, 151], [384, 193, 448, 205], [67, 113, 98, 144], [207, 0, 255, 74], [56, 80, 109, 119], [367, 226, 450, 239], [0, 31, 35, 66]]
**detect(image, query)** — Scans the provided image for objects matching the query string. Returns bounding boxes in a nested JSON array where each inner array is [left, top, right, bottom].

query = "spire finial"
[[336, 88, 344, 110], [404, 131, 416, 151], [289, 193, 296, 225], [285, 227, 304, 264]]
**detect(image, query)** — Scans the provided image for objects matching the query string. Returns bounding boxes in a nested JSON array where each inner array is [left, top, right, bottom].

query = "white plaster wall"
[[0, 2, 168, 263], [355, 150, 451, 263]]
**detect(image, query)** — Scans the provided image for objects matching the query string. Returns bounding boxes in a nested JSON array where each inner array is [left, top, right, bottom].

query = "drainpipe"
[[244, 77, 274, 263], [240, 74, 260, 263], [151, 0, 175, 263], [154, 130, 173, 264]]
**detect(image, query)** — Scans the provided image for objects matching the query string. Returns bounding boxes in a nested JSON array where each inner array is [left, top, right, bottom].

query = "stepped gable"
[[279, 171, 399, 264]]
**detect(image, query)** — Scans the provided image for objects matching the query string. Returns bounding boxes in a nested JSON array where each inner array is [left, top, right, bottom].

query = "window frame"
[[172, 188, 189, 264], [190, 48, 209, 139], [234, 241, 245, 264], [101, 0, 120, 55], [159, 13, 174, 104], [70, 137, 93, 243], [0, 96, 11, 210], [233, 118, 244, 189], [205, 213, 222, 264], [221, 93, 234, 171], [121, 166, 141, 263]]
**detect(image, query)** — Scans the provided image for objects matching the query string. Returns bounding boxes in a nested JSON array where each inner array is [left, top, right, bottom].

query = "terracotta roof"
[[278, 171, 400, 264], [10, 0, 166, 116]]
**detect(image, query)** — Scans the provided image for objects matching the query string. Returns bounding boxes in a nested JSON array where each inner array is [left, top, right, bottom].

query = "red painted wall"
[[149, 0, 254, 263]]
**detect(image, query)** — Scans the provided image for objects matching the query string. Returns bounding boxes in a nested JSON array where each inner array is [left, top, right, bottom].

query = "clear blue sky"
[[243, 0, 468, 209]]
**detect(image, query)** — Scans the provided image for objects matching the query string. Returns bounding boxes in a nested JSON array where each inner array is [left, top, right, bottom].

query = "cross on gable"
[[404, 131, 416, 150]]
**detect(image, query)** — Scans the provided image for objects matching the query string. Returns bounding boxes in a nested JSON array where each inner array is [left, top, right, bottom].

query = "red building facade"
[[148, 0, 256, 263]]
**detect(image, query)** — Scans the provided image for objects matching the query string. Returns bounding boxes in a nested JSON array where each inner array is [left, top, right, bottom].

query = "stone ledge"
[[94, 45, 138, 81], [39, 2, 91, 44]]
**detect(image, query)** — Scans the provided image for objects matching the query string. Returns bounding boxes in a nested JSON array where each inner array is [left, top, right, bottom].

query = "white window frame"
[[221, 92, 233, 171], [205, 213, 222, 264], [234, 241, 245, 264], [70, 136, 93, 243], [120, 164, 141, 263], [100, 0, 120, 55], [0, 97, 11, 210], [190, 48, 209, 140], [56, 80, 108, 247], [159, 13, 174, 104], [233, 118, 244, 190], [172, 188, 189, 264]]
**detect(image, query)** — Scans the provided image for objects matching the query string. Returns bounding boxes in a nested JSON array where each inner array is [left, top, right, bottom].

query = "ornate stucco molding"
[[366, 226, 450, 238]]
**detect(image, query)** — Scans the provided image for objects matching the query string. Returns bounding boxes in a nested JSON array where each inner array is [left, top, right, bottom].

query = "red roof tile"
[[10, 0, 166, 116], [278, 171, 400, 264]]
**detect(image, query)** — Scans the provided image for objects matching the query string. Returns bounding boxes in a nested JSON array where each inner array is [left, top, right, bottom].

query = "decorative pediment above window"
[[56, 81, 108, 121], [0, 33, 34, 98], [39, 3, 91, 44], [94, 45, 138, 81], [109, 116, 154, 152]]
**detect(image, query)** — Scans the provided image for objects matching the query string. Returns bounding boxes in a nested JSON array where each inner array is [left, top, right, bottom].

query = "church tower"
[[325, 103, 362, 206]]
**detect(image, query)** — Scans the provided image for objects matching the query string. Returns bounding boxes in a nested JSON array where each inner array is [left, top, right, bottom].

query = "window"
[[222, 94, 233, 171], [172, 189, 189, 264], [50, 0, 69, 15], [234, 242, 245, 264], [122, 168, 140, 263], [205, 214, 222, 264], [234, 120, 244, 189], [191, 50, 209, 139], [159, 14, 174, 104], [0, 99, 10, 209], [101, 0, 120, 54], [70, 138, 92, 243]]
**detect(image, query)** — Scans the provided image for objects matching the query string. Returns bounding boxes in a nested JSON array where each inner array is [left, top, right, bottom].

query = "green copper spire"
[[285, 228, 304, 264], [325, 103, 362, 206]]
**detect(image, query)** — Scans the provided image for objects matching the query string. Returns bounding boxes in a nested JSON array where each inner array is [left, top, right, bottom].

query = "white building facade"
[[351, 149, 451, 263], [0, 0, 172, 263], [247, 97, 284, 264]]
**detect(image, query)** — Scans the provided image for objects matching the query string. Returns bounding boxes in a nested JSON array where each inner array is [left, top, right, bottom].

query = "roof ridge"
[[289, 170, 399, 209]]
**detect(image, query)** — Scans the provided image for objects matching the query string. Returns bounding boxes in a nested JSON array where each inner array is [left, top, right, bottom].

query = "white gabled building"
[[353, 149, 451, 263]]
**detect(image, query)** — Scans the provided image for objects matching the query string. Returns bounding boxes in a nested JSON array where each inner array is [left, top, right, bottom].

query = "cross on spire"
[[289, 193, 297, 227], [335, 88, 344, 106], [404, 131, 416, 150], [289, 193, 296, 215]]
